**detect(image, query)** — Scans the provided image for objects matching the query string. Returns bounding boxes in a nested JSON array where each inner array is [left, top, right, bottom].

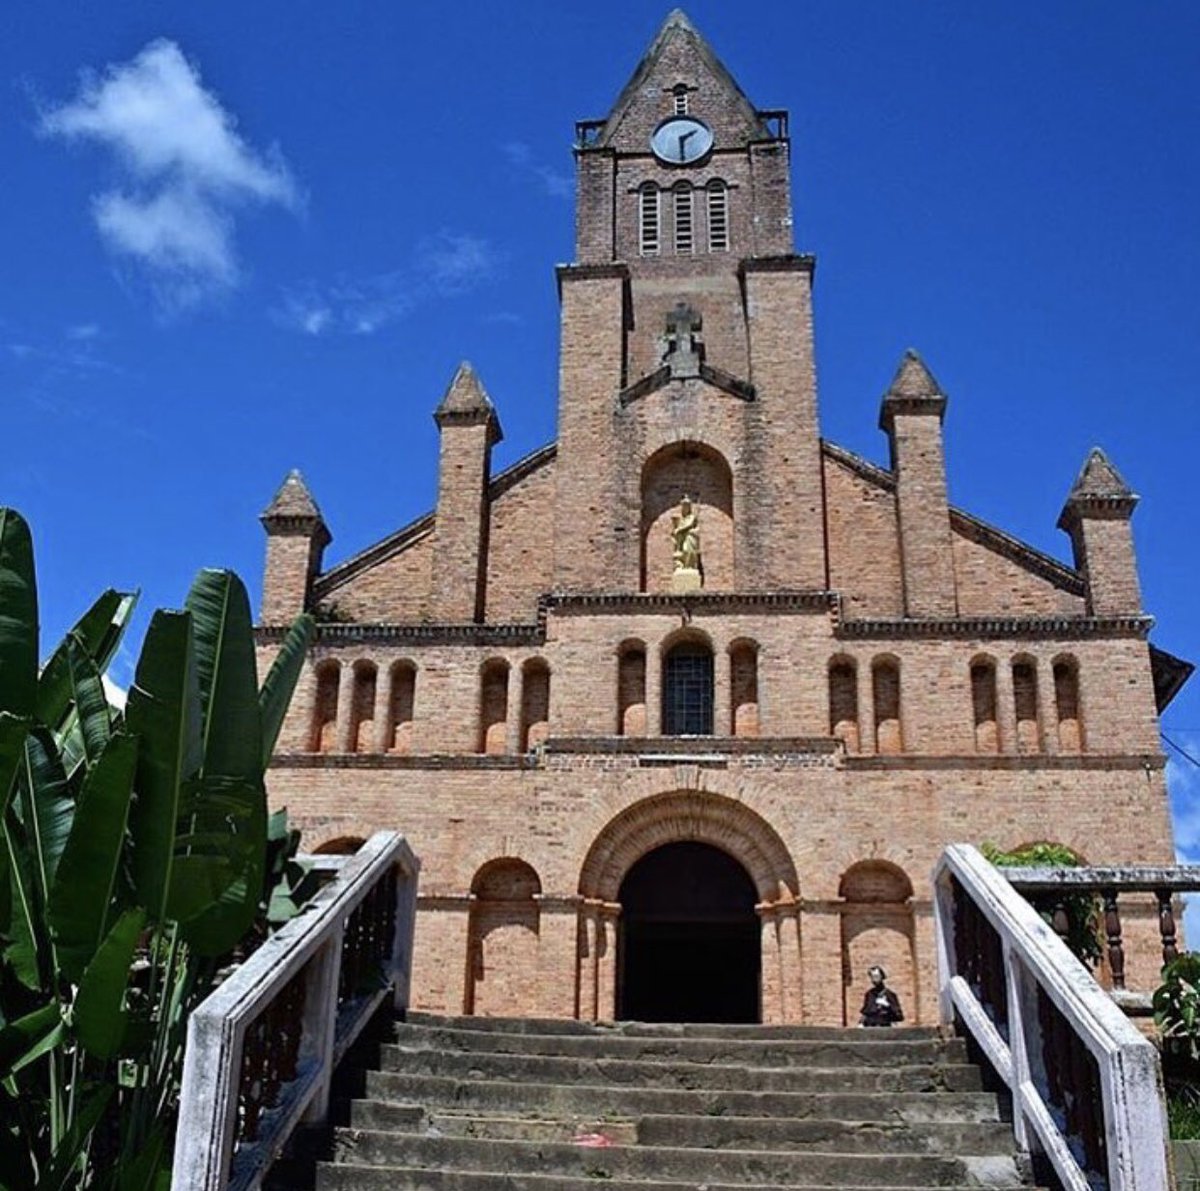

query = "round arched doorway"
[[617, 841, 760, 1023]]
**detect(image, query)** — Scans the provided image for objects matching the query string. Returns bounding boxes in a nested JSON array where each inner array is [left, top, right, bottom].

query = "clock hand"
[[677, 129, 696, 161]]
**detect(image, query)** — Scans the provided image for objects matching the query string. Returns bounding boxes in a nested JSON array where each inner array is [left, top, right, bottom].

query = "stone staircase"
[[315, 1012, 1040, 1191]]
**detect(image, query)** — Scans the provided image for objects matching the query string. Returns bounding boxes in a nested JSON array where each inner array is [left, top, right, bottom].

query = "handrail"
[[173, 831, 420, 1191], [934, 844, 1169, 1191]]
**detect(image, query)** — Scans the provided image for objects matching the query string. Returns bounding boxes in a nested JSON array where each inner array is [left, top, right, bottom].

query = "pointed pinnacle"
[[1058, 447, 1138, 527], [887, 349, 946, 399], [261, 469, 331, 543], [434, 360, 503, 443]]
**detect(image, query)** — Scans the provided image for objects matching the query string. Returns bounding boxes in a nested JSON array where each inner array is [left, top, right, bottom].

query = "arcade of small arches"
[[638, 178, 729, 258], [303, 644, 1086, 759]]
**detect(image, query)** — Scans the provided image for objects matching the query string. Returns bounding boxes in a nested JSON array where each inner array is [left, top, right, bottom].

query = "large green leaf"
[[0, 1002, 63, 1080], [186, 569, 262, 782], [126, 610, 201, 925], [0, 509, 37, 720], [36, 589, 137, 732], [48, 733, 137, 983], [74, 907, 143, 1059], [0, 713, 28, 823], [258, 612, 315, 766], [56, 632, 114, 780], [41, 1083, 113, 1191], [4, 729, 71, 986]]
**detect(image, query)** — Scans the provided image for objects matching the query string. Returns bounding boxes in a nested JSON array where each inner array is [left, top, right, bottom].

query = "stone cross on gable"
[[662, 302, 704, 378]]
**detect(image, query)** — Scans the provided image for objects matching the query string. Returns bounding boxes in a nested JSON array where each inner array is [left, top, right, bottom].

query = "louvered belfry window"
[[639, 185, 660, 256], [707, 181, 729, 251], [674, 185, 694, 254]]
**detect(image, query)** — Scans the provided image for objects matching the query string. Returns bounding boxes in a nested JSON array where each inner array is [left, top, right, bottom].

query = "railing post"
[[1102, 888, 1126, 990], [932, 868, 957, 1024], [1003, 943, 1031, 1152], [392, 846, 420, 1014], [301, 931, 345, 1125], [1157, 888, 1179, 966]]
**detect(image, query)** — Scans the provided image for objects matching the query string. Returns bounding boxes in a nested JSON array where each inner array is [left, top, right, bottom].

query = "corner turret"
[[260, 469, 330, 623], [1058, 448, 1141, 615]]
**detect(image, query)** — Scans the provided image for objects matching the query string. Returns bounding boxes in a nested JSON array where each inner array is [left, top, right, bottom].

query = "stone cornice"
[[543, 590, 837, 617], [618, 364, 756, 408], [270, 753, 534, 770], [543, 735, 840, 757], [835, 614, 1153, 640], [257, 622, 545, 648], [738, 254, 816, 277], [843, 753, 1165, 772]]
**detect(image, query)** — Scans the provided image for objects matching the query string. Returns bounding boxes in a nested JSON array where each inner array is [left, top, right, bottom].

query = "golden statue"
[[670, 495, 701, 584]]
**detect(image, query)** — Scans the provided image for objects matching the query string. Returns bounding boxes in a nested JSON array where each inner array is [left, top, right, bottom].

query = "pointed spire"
[[260, 469, 331, 544], [879, 349, 947, 431], [434, 361, 503, 443], [594, 9, 767, 148], [1058, 447, 1138, 528]]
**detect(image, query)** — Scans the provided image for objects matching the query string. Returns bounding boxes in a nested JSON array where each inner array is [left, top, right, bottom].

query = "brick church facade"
[[256, 12, 1190, 1026]]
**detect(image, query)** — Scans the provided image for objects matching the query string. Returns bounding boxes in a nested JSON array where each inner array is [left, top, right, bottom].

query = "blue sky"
[[3, 4, 1200, 869]]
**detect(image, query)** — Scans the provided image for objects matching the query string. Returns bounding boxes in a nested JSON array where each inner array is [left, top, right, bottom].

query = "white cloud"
[[503, 141, 571, 200], [274, 232, 499, 337], [66, 323, 100, 340], [40, 39, 297, 309], [416, 232, 499, 296], [101, 674, 127, 711]]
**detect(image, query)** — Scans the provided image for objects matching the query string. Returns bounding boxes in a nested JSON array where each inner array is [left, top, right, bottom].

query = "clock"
[[650, 116, 714, 165]]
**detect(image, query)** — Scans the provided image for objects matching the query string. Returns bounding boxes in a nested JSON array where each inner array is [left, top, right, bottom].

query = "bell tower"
[[553, 10, 826, 594]]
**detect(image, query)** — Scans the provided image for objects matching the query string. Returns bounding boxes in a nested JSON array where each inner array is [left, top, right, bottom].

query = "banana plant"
[[0, 508, 314, 1190]]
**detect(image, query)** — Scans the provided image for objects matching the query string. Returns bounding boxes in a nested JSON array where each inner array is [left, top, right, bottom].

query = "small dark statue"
[[858, 965, 905, 1027]]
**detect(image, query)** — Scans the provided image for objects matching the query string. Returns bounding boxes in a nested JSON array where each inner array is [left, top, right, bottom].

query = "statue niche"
[[640, 443, 733, 593]]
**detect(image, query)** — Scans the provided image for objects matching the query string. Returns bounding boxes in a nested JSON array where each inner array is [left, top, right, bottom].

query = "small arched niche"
[[838, 860, 918, 1026], [640, 442, 734, 593], [311, 660, 340, 753], [466, 858, 542, 1016]]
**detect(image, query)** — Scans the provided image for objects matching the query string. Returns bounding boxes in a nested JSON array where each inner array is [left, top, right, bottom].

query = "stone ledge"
[[843, 752, 1165, 772], [543, 735, 840, 756], [270, 753, 533, 770], [837, 614, 1153, 640]]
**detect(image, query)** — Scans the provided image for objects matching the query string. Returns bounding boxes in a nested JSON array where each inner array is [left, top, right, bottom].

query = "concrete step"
[[406, 1010, 943, 1042], [379, 1045, 984, 1093], [394, 1021, 966, 1066], [348, 1105, 1014, 1155], [319, 1168, 1036, 1191], [363, 1072, 1004, 1124], [325, 1130, 1025, 1187]]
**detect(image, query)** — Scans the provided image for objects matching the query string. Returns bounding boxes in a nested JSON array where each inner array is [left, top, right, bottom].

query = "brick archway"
[[576, 792, 803, 1023], [578, 790, 799, 905]]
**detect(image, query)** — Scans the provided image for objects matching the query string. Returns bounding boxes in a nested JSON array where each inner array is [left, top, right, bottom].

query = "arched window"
[[706, 180, 729, 252], [663, 639, 714, 736], [730, 641, 759, 737], [673, 183, 694, 254], [639, 184, 660, 256], [348, 660, 376, 753], [872, 658, 902, 754], [970, 658, 999, 753], [388, 661, 416, 755], [829, 658, 859, 752], [617, 641, 647, 736], [311, 660, 340, 753], [1012, 657, 1040, 753], [520, 659, 550, 752], [478, 659, 510, 754], [1054, 657, 1084, 752]]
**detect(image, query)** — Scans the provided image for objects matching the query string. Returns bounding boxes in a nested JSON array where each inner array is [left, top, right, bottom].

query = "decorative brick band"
[[836, 614, 1152, 640], [542, 590, 837, 615], [843, 753, 1165, 772], [270, 753, 534, 770], [543, 735, 840, 756]]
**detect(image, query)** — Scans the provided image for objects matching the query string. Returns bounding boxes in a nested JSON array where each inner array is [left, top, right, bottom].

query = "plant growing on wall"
[[982, 841, 1104, 968], [0, 507, 314, 1190]]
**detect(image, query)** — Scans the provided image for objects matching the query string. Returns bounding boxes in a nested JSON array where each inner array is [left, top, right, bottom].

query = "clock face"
[[650, 117, 714, 165]]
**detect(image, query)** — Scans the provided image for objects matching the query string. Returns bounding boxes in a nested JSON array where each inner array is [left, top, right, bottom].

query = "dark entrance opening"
[[617, 841, 760, 1023]]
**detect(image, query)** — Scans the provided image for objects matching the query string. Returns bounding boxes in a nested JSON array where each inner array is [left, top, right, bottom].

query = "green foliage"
[[0, 507, 315, 1190], [982, 841, 1104, 967], [1156, 954, 1200, 1062]]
